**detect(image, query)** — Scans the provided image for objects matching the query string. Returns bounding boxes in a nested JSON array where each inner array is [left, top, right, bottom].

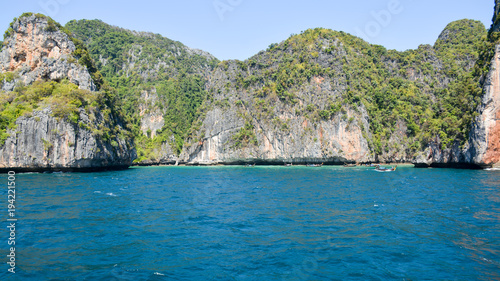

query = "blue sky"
[[1, 0, 493, 60]]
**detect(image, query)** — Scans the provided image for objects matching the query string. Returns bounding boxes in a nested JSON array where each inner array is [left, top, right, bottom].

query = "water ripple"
[[1, 166, 499, 280]]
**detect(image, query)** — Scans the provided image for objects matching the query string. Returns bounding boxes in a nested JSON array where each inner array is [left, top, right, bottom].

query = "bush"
[[232, 121, 258, 148]]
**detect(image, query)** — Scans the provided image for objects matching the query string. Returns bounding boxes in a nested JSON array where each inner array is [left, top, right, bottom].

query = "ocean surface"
[[1, 165, 499, 280]]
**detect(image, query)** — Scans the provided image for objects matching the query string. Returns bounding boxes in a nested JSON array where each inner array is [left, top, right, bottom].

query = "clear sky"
[[0, 0, 493, 60]]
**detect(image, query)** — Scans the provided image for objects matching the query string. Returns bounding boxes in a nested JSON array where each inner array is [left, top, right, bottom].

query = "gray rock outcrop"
[[181, 106, 372, 165], [139, 88, 164, 138], [0, 14, 95, 91], [0, 108, 135, 172]]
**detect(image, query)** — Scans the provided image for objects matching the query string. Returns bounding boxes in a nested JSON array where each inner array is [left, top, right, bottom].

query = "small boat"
[[343, 163, 357, 167], [307, 163, 323, 167], [246, 163, 256, 167], [284, 163, 292, 167], [375, 165, 397, 172]]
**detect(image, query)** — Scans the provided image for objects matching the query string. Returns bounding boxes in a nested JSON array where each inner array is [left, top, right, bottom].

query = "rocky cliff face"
[[134, 87, 178, 165], [0, 14, 135, 172], [178, 58, 373, 165], [0, 108, 135, 172], [181, 105, 372, 165], [413, 2, 500, 169], [0, 14, 95, 91], [139, 88, 164, 138], [411, 66, 500, 169], [469, 44, 500, 168], [412, 141, 472, 168], [176, 22, 485, 166]]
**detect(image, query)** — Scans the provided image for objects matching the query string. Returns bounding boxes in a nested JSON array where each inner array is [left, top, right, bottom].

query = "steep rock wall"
[[0, 108, 135, 172], [0, 14, 95, 91], [413, 141, 473, 168], [138, 88, 164, 138], [181, 104, 372, 165], [0, 14, 135, 171], [469, 45, 500, 167]]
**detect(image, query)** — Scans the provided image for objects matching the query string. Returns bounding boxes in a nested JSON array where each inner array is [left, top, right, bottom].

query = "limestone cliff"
[[0, 14, 135, 172], [178, 22, 484, 166], [1, 14, 95, 91], [469, 0, 500, 168], [414, 2, 500, 169], [469, 45, 500, 168], [181, 105, 372, 165], [0, 108, 135, 172], [478, 0, 500, 168], [135, 87, 178, 165], [13, 10, 494, 169], [179, 59, 373, 165], [139, 88, 164, 138]]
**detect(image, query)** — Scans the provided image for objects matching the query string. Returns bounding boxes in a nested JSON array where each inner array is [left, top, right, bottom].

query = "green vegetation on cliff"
[[132, 73, 208, 159], [1, 12, 493, 164], [208, 19, 487, 158], [0, 80, 130, 146], [3, 13, 104, 89], [66, 17, 488, 161], [0, 14, 130, 147], [65, 19, 218, 79], [65, 20, 218, 161]]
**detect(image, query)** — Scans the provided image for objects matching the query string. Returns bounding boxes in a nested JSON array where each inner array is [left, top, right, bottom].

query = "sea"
[[0, 165, 499, 280]]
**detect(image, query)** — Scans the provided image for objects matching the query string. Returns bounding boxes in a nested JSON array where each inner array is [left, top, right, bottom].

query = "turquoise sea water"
[[1, 166, 499, 280]]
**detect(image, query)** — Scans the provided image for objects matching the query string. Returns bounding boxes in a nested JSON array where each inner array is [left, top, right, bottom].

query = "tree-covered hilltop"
[[65, 19, 218, 80], [65, 20, 220, 161]]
